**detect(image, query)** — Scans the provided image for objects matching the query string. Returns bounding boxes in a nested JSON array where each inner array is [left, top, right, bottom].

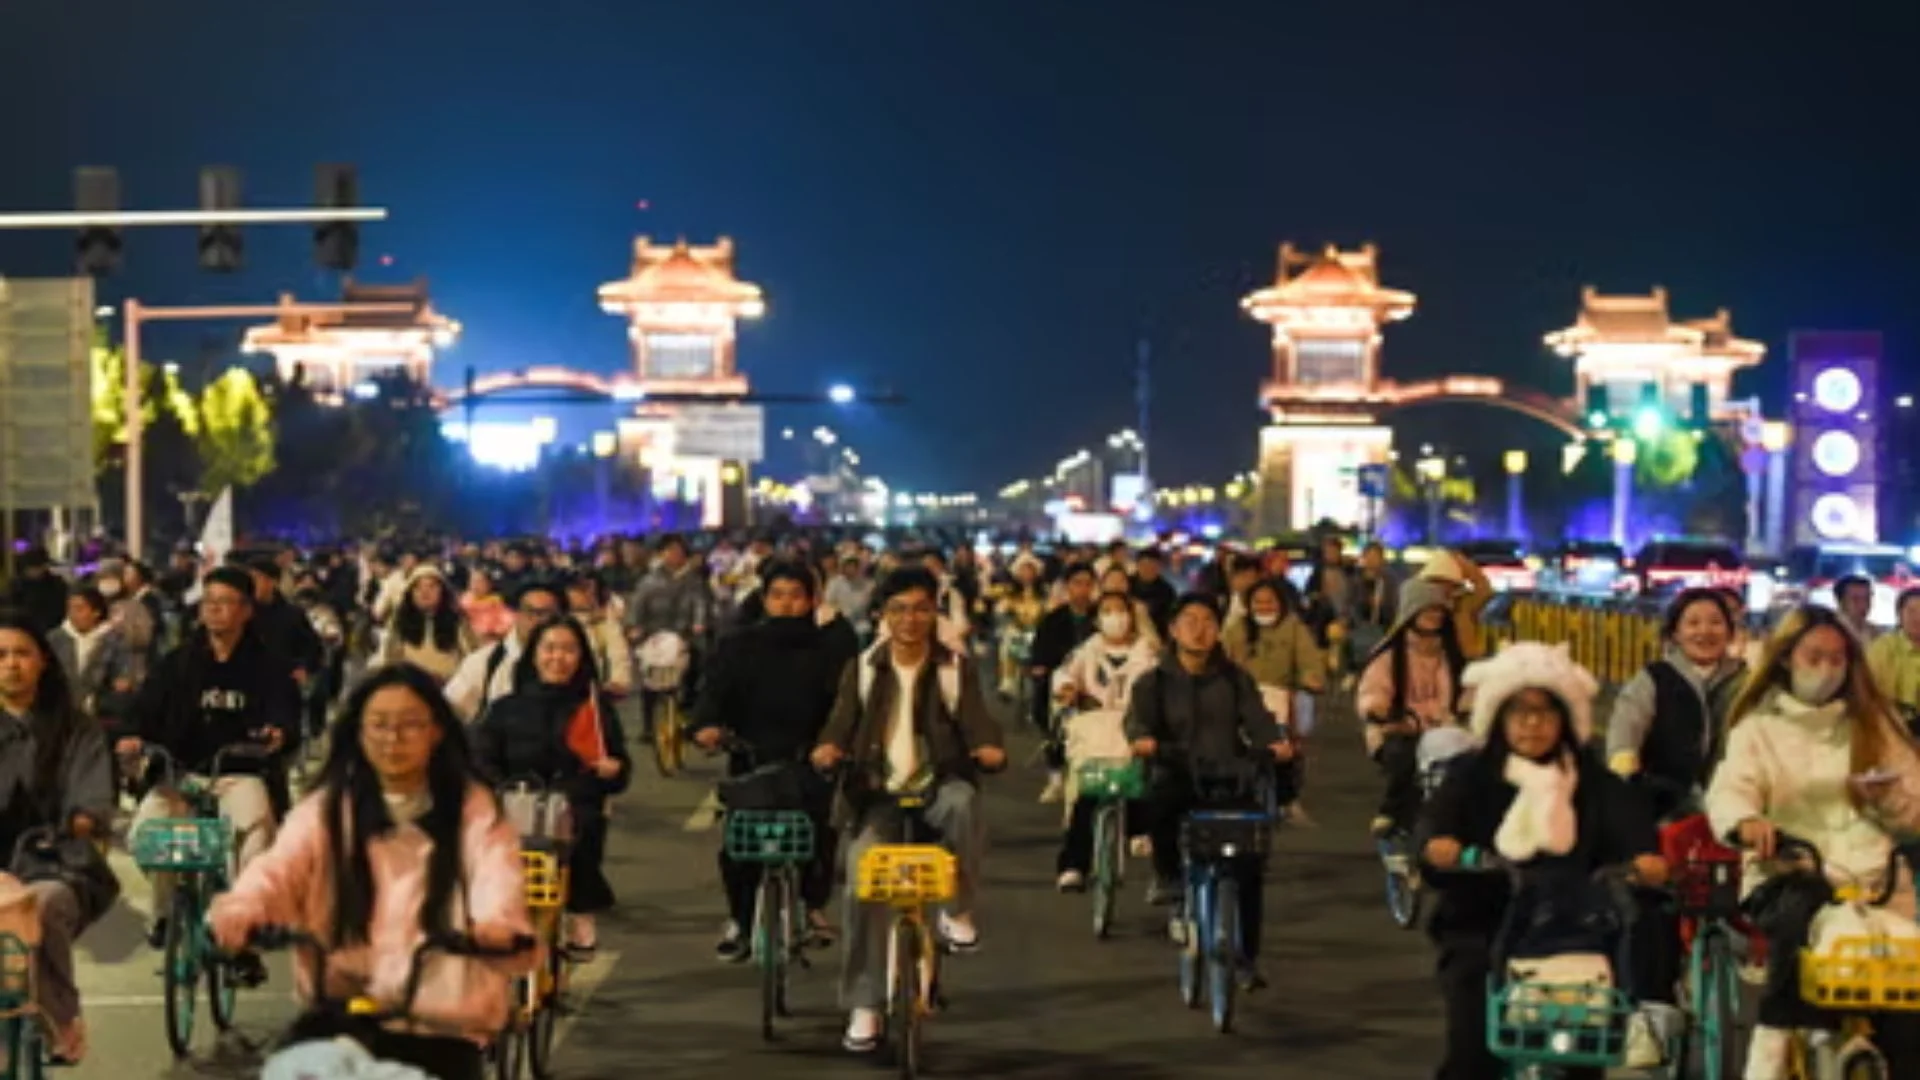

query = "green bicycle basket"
[[724, 810, 815, 864], [132, 817, 231, 872], [1485, 978, 1632, 1067], [1075, 758, 1146, 800], [0, 934, 29, 1006]]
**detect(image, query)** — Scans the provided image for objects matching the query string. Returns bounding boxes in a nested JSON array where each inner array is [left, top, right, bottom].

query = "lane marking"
[[549, 950, 619, 1051]]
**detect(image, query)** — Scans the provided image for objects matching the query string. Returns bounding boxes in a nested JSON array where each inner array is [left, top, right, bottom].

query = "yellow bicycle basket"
[[855, 845, 957, 905], [1800, 936, 1920, 1012], [521, 849, 566, 909]]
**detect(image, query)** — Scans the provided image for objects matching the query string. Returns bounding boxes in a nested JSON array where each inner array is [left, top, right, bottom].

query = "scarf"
[[63, 620, 109, 678], [1495, 752, 1579, 862]]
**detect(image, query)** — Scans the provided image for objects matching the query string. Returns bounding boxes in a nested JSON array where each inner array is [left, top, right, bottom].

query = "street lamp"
[[1610, 438, 1636, 547], [1416, 457, 1446, 545], [1503, 451, 1527, 539], [828, 384, 855, 405]]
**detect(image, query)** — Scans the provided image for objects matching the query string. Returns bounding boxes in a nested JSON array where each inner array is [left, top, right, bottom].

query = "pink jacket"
[[211, 783, 534, 1043]]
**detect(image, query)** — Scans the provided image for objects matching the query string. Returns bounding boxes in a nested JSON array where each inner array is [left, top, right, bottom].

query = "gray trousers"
[[24, 880, 82, 1027], [838, 779, 984, 1011]]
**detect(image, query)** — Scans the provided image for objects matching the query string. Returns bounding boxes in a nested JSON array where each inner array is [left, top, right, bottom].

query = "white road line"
[[548, 950, 619, 1050]]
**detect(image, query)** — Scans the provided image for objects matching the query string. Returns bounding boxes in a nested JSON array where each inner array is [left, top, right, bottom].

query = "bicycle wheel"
[[16, 1015, 46, 1080], [652, 696, 684, 778], [891, 919, 924, 1080], [527, 945, 563, 1080], [1209, 877, 1239, 1034], [493, 1022, 525, 1080], [1837, 1044, 1889, 1080], [1382, 837, 1420, 930], [1092, 804, 1118, 939], [206, 929, 238, 1031], [162, 889, 200, 1056], [758, 873, 785, 1041], [1698, 926, 1738, 1080], [1177, 880, 1202, 1009]]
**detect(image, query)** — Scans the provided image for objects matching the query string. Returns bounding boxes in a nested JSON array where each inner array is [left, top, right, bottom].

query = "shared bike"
[[1074, 757, 1144, 939], [494, 777, 575, 1080], [1166, 755, 1274, 1035], [854, 787, 957, 1080]]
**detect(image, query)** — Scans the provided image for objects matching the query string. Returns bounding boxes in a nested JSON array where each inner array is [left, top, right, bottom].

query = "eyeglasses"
[[521, 605, 559, 619], [886, 603, 936, 619], [364, 719, 435, 742]]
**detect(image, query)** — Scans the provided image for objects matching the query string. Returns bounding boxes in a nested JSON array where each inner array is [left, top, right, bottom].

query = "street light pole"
[[116, 297, 422, 559]]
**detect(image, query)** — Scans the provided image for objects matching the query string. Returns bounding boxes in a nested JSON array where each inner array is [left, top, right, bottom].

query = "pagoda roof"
[[328, 277, 445, 330], [1240, 242, 1415, 320], [1546, 286, 1764, 362], [599, 236, 765, 310]]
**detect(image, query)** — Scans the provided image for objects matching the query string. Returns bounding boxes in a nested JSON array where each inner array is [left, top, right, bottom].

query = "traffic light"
[[73, 166, 122, 276], [198, 166, 243, 272], [314, 164, 359, 271]]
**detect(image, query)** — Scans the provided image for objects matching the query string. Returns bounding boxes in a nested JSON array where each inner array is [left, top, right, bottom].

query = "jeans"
[[1056, 797, 1147, 874], [838, 779, 984, 1011]]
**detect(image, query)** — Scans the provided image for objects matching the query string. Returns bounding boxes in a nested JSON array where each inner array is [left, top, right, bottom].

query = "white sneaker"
[[1038, 773, 1065, 804], [1744, 1024, 1791, 1080], [1129, 836, 1153, 858], [843, 1007, 883, 1052], [1056, 870, 1085, 892], [938, 910, 979, 950], [1624, 1005, 1679, 1069]]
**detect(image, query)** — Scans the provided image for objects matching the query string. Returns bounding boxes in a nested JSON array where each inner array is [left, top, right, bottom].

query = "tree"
[[90, 337, 198, 473], [195, 368, 276, 493]]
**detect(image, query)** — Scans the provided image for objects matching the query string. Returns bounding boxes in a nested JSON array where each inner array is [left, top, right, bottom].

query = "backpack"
[[484, 642, 511, 696], [857, 641, 962, 717]]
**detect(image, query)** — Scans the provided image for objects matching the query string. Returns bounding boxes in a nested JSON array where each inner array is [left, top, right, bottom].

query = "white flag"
[[199, 486, 234, 564]]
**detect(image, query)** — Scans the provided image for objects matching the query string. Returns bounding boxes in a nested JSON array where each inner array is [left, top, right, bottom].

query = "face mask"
[[1790, 664, 1846, 705], [1253, 613, 1279, 627], [1098, 613, 1130, 639], [98, 579, 123, 598]]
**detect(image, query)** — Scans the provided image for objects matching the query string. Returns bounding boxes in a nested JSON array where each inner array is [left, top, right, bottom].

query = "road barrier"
[[1481, 595, 1667, 688]]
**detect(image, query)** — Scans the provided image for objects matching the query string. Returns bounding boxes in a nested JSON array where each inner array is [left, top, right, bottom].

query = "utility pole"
[[1135, 337, 1151, 497]]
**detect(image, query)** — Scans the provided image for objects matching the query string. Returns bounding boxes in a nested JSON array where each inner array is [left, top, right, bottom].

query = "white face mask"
[[1253, 612, 1280, 627], [98, 579, 123, 598], [1097, 612, 1130, 640], [1790, 664, 1846, 706]]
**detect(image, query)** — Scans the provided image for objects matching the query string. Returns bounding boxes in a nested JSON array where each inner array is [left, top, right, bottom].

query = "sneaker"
[[1128, 836, 1153, 858], [714, 921, 749, 964], [806, 908, 838, 947], [1038, 773, 1065, 804], [843, 1007, 883, 1053], [1236, 962, 1268, 992], [1166, 910, 1189, 946], [1623, 1009, 1666, 1069], [48, 1017, 86, 1065], [146, 917, 169, 950], [1056, 870, 1086, 893], [567, 913, 598, 956], [938, 910, 979, 951], [1146, 878, 1180, 906]]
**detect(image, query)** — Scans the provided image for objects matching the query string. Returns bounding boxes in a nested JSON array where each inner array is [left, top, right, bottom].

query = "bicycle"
[[129, 742, 274, 1057], [1165, 756, 1274, 1035], [853, 787, 958, 1080], [637, 632, 691, 778], [1659, 815, 1745, 1080], [1761, 834, 1920, 1080], [1378, 759, 1456, 931], [1074, 757, 1144, 939], [0, 854, 46, 1078], [494, 777, 575, 1080], [252, 925, 534, 1080]]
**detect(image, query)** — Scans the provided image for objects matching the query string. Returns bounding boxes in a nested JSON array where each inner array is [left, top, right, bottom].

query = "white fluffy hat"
[[1461, 641, 1599, 744]]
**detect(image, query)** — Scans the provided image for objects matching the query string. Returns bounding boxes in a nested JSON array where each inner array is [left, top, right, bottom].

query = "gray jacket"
[[625, 566, 714, 641], [1124, 650, 1283, 763], [0, 705, 117, 846], [47, 625, 138, 718]]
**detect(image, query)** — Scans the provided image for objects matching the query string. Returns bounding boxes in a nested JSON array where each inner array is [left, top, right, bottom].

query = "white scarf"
[[63, 620, 109, 677], [1495, 752, 1579, 862]]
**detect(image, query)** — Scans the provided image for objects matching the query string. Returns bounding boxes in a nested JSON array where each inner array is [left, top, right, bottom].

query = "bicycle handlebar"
[[249, 925, 535, 1025]]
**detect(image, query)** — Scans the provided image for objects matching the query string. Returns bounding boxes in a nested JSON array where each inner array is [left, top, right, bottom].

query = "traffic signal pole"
[[119, 297, 416, 559]]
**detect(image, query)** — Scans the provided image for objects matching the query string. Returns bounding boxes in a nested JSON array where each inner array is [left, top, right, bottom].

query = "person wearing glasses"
[[810, 567, 1006, 1054], [444, 582, 565, 723], [118, 565, 300, 985]]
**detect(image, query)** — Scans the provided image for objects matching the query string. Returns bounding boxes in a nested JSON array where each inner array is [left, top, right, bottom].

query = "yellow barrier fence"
[[1482, 597, 1665, 689]]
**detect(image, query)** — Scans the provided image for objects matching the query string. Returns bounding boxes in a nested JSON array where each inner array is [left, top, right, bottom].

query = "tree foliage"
[[194, 368, 276, 494]]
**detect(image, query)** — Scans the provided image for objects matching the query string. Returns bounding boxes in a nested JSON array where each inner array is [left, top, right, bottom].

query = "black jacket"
[[1123, 650, 1283, 762], [252, 595, 324, 675], [693, 615, 858, 767], [1416, 747, 1657, 943], [129, 627, 299, 774], [1032, 604, 1096, 673], [471, 685, 632, 807]]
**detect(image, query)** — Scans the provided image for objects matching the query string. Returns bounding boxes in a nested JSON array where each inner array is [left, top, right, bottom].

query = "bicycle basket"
[[1075, 758, 1145, 800], [0, 933, 29, 1006], [1672, 848, 1742, 918], [132, 817, 230, 872], [1800, 937, 1920, 1012], [724, 810, 815, 864], [641, 663, 687, 692], [1486, 978, 1631, 1066], [1181, 810, 1271, 861], [520, 849, 566, 909], [855, 845, 956, 905]]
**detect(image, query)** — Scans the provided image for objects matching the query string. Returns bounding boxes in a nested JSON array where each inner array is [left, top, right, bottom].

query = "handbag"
[[10, 829, 121, 925]]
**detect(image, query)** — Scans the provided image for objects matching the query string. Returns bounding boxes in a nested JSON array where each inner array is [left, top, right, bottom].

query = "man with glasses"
[[445, 582, 564, 721], [118, 565, 300, 984], [811, 567, 1006, 1054]]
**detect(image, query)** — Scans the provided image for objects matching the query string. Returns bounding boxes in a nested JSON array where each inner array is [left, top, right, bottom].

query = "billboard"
[[0, 277, 96, 511], [671, 403, 764, 462], [1789, 331, 1881, 546]]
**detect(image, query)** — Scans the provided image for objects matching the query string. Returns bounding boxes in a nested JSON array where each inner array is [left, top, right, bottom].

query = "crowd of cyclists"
[[5, 529, 1920, 1077]]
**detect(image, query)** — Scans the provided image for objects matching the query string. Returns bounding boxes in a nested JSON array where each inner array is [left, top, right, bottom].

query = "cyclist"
[[470, 617, 631, 956], [444, 582, 565, 722], [1834, 574, 1878, 643], [378, 565, 478, 684], [120, 565, 299, 981], [1124, 593, 1294, 982], [1607, 587, 1747, 819], [693, 559, 857, 960], [0, 611, 117, 1065], [1866, 586, 1920, 720], [564, 571, 635, 699], [210, 664, 535, 1080], [809, 566, 1006, 1054], [1415, 549, 1495, 661], [1358, 578, 1468, 838], [1418, 642, 1664, 1080], [1031, 563, 1099, 802], [1706, 605, 1920, 1077], [625, 534, 712, 739], [1051, 588, 1157, 890]]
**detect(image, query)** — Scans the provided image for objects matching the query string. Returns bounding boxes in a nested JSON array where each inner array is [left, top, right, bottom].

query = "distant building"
[[241, 278, 460, 403], [1545, 286, 1764, 425]]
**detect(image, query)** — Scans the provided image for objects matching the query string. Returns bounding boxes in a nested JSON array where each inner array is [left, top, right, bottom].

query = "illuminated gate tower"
[[1242, 244, 1414, 534], [241, 279, 461, 404], [598, 236, 766, 530]]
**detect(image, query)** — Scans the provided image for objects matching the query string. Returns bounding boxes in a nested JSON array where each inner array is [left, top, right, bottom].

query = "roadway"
[[73, 697, 1455, 1079]]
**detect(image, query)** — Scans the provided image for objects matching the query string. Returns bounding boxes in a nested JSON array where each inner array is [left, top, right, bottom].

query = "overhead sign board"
[[671, 403, 765, 462], [1357, 463, 1389, 500], [0, 277, 96, 511]]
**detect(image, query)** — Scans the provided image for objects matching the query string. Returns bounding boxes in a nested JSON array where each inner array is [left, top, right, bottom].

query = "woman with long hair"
[[1707, 605, 1920, 1077], [470, 618, 631, 955], [208, 663, 532, 1080], [0, 610, 116, 1065], [381, 567, 478, 684], [1357, 578, 1469, 837]]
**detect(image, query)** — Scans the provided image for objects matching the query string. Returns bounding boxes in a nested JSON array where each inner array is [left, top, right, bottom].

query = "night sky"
[[3, 1, 1914, 493]]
